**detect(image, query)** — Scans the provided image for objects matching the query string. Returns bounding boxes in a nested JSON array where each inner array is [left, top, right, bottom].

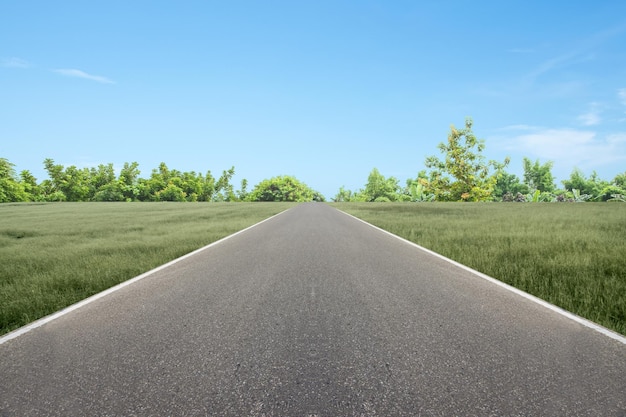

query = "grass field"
[[332, 202, 626, 335], [0, 202, 295, 336], [2, 202, 625, 337]]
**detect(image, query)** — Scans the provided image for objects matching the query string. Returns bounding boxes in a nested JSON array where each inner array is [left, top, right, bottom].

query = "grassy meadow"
[[0, 202, 295, 336], [332, 202, 626, 335], [2, 202, 625, 337]]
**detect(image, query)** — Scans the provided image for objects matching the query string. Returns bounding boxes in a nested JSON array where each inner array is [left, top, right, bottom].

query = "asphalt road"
[[1, 203, 624, 416]]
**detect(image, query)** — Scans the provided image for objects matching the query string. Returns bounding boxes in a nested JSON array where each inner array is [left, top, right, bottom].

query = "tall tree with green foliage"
[[522, 158, 555, 193], [214, 167, 236, 201], [20, 170, 41, 201], [118, 162, 141, 201], [42, 158, 93, 201], [237, 179, 249, 201], [424, 118, 509, 201], [0, 158, 28, 202], [361, 168, 401, 202]]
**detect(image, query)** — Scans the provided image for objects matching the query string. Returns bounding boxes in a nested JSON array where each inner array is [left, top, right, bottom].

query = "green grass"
[[0, 202, 295, 336], [331, 202, 626, 335], [3, 202, 625, 337]]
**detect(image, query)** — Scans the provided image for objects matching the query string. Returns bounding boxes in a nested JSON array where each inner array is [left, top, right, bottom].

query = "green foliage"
[[570, 189, 592, 202], [93, 183, 125, 202], [237, 179, 249, 201], [562, 168, 607, 200], [333, 169, 407, 202], [25, 159, 242, 203], [0, 158, 29, 203], [43, 158, 92, 202], [19, 170, 42, 201], [157, 183, 186, 202], [247, 176, 323, 202], [424, 118, 510, 201], [493, 172, 529, 200], [596, 185, 625, 202], [405, 179, 435, 202], [333, 186, 355, 202], [523, 158, 555, 193], [362, 168, 401, 202]]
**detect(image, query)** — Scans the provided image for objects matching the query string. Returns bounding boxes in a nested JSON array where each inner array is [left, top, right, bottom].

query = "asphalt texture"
[[1, 203, 625, 416]]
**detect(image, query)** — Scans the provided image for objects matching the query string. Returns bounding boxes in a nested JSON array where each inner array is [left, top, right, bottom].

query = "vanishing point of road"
[[1, 203, 625, 416]]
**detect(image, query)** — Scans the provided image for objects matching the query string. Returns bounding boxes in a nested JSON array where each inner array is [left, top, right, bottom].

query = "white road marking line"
[[336, 208, 626, 345], [0, 209, 291, 345]]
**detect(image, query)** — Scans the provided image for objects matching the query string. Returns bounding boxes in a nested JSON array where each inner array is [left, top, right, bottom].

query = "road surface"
[[1, 203, 625, 416]]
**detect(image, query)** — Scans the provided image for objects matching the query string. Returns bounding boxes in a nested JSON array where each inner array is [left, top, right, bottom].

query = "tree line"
[[0, 158, 323, 203], [2, 118, 624, 204], [334, 118, 626, 203]]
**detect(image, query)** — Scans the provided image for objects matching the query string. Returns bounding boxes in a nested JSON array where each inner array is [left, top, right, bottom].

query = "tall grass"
[[0, 202, 295, 336], [332, 202, 626, 335]]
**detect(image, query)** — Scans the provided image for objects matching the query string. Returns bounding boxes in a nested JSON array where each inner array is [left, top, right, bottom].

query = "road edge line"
[[0, 208, 292, 346], [335, 208, 626, 345]]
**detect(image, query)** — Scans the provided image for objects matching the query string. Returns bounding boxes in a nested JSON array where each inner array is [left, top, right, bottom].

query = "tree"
[[237, 178, 249, 201], [156, 183, 186, 202], [214, 167, 236, 201], [247, 176, 322, 202], [361, 168, 401, 202], [138, 163, 170, 201], [404, 179, 434, 202], [493, 172, 529, 200], [333, 186, 355, 202], [93, 183, 125, 201], [522, 158, 555, 193], [20, 170, 42, 201], [424, 118, 509, 201], [562, 168, 606, 200], [42, 159, 92, 201], [119, 162, 141, 201], [0, 158, 28, 202], [614, 172, 626, 188]]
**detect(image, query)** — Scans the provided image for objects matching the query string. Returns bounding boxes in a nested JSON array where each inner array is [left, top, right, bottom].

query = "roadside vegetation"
[[332, 202, 626, 335], [0, 202, 295, 336], [334, 118, 625, 203], [1, 118, 624, 204], [0, 158, 323, 203]]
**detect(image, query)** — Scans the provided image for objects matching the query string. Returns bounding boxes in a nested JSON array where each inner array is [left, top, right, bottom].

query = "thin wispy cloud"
[[53, 68, 115, 84], [578, 102, 602, 126], [1, 57, 30, 68], [508, 48, 535, 54], [526, 50, 586, 82], [608, 133, 626, 145], [618, 88, 626, 106], [525, 23, 626, 83]]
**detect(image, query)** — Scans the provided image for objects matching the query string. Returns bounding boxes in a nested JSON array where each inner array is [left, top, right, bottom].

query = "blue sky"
[[2, 1, 626, 198]]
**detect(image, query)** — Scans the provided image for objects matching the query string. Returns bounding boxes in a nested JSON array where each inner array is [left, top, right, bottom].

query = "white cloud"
[[577, 102, 602, 126], [53, 68, 115, 84], [502, 126, 626, 174], [608, 133, 626, 144], [619, 88, 626, 106], [1, 57, 30, 68], [578, 112, 600, 126]]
